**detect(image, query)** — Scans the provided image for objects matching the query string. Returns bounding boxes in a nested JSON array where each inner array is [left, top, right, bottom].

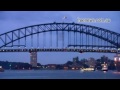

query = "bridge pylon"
[[29, 51, 37, 67]]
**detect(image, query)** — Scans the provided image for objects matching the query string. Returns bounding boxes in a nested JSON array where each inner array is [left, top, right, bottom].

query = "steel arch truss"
[[0, 22, 120, 52]]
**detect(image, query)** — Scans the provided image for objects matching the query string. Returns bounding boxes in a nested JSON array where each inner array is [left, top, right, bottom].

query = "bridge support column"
[[30, 51, 37, 67]]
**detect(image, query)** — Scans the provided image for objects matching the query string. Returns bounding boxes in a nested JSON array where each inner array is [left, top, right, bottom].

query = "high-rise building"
[[30, 52, 37, 67], [73, 57, 79, 64], [114, 53, 120, 71], [86, 58, 96, 68], [72, 57, 79, 66]]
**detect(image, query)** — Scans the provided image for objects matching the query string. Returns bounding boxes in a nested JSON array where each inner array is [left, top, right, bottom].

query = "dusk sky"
[[0, 11, 120, 65]]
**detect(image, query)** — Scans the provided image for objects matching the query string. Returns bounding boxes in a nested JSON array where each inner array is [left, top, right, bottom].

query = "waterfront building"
[[114, 53, 120, 71], [86, 58, 96, 68]]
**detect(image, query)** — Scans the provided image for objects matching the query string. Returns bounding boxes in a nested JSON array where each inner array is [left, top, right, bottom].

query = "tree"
[[65, 61, 73, 65]]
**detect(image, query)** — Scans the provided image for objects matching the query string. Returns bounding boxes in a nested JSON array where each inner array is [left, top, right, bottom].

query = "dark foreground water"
[[0, 70, 120, 79]]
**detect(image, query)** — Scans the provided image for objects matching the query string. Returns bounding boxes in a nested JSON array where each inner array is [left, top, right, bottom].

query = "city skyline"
[[0, 54, 113, 64], [0, 11, 120, 64]]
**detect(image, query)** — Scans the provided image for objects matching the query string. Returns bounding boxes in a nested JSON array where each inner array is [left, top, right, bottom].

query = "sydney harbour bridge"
[[0, 22, 120, 67]]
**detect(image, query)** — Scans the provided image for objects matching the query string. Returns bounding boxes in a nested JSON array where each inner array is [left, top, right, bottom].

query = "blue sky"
[[0, 11, 120, 64]]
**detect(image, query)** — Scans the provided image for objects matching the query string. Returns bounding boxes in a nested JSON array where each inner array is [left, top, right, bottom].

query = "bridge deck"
[[0, 48, 118, 53]]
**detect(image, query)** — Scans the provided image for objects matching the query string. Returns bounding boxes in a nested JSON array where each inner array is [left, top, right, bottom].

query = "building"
[[73, 56, 79, 64], [86, 58, 96, 68], [70, 64, 81, 70], [30, 52, 37, 67], [114, 53, 120, 71], [101, 55, 108, 64], [63, 66, 69, 70], [47, 64, 56, 70]]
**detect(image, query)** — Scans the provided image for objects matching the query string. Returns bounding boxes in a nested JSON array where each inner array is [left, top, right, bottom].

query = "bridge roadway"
[[0, 48, 118, 53]]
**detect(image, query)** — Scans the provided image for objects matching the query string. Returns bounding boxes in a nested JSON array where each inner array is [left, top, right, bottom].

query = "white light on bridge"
[[105, 48, 108, 49], [119, 58, 120, 61], [112, 48, 116, 50]]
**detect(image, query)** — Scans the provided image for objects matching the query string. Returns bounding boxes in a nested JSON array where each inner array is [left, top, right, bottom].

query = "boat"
[[0, 66, 4, 72], [101, 64, 108, 71], [80, 68, 95, 71]]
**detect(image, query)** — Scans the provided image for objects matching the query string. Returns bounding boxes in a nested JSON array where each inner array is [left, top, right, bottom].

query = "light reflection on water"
[[113, 71, 120, 74], [0, 70, 120, 79], [103, 71, 107, 73]]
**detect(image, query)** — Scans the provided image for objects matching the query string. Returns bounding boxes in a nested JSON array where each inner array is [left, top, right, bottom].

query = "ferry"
[[80, 68, 95, 71], [101, 64, 108, 71], [0, 66, 4, 72]]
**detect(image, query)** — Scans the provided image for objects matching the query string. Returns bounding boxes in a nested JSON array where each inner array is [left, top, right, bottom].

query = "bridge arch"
[[0, 22, 120, 49]]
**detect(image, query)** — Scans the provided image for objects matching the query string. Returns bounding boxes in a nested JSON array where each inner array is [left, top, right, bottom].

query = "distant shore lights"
[[114, 54, 120, 62]]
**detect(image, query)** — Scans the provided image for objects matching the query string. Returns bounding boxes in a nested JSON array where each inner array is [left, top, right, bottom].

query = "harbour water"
[[0, 70, 120, 79]]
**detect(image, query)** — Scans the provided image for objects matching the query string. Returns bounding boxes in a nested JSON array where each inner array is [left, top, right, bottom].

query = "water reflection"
[[103, 71, 107, 73], [113, 71, 120, 74], [1, 70, 120, 79]]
